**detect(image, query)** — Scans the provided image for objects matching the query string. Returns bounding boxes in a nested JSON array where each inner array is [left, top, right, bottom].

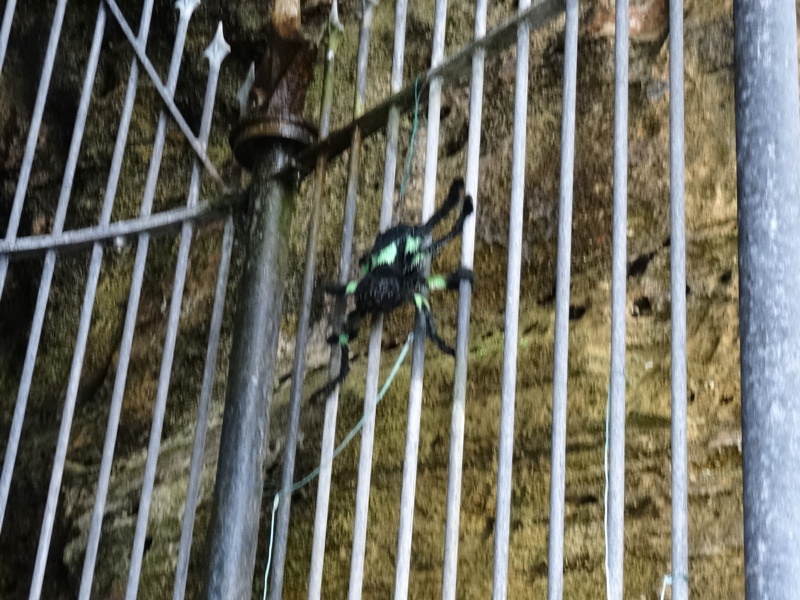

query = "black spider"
[[310, 178, 474, 403]]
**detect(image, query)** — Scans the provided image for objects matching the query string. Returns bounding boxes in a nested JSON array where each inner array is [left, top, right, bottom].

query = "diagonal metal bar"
[[546, 0, 578, 598], [294, 0, 565, 175], [268, 5, 343, 597], [0, 0, 17, 72], [606, 0, 630, 597], [124, 23, 228, 600], [492, 0, 531, 596], [668, 0, 688, 597], [77, 2, 194, 595], [441, 0, 485, 594], [25, 7, 108, 598], [102, 0, 226, 189], [0, 0, 68, 303]]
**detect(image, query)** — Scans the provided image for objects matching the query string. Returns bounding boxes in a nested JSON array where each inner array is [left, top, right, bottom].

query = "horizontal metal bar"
[[0, 196, 240, 260]]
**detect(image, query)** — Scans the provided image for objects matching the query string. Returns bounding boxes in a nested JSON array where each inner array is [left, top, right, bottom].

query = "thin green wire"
[[262, 332, 415, 599], [399, 76, 422, 201]]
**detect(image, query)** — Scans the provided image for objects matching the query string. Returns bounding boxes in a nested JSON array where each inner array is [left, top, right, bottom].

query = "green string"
[[262, 332, 415, 599], [399, 76, 422, 202]]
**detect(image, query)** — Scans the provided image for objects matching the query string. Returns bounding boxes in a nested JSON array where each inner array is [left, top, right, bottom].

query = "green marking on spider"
[[404, 236, 421, 256], [345, 280, 358, 295], [372, 243, 398, 268], [339, 333, 349, 346], [413, 293, 431, 311], [427, 274, 447, 291]]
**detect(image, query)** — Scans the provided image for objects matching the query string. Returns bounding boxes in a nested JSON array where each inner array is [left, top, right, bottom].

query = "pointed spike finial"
[[238, 62, 256, 117], [174, 0, 201, 18], [204, 22, 231, 68]]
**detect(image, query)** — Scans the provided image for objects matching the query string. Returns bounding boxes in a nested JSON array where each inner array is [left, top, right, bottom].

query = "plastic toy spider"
[[310, 178, 474, 403]]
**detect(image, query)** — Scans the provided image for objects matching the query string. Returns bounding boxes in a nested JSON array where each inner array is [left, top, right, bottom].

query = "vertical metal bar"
[[0, 0, 72, 526], [76, 3, 190, 595], [308, 1, 360, 588], [0, 0, 68, 302], [0, 0, 17, 72], [734, 0, 800, 597], [378, 0, 407, 232], [668, 0, 688, 598], [25, 8, 107, 598], [343, 3, 379, 598], [606, 0, 629, 597], [491, 0, 530, 598], [546, 0, 578, 598], [173, 214, 235, 600], [304, 19, 347, 591], [0, 1, 105, 539], [441, 0, 485, 594], [343, 0, 409, 588], [1, 0, 140, 535], [268, 6, 343, 597], [125, 24, 228, 600], [393, 0, 448, 593]]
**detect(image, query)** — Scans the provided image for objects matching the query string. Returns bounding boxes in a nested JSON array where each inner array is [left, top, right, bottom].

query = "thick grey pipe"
[[203, 145, 296, 599], [734, 0, 800, 597]]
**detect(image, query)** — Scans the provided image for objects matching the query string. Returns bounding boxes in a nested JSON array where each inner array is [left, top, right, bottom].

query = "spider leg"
[[419, 194, 474, 260], [325, 279, 359, 296], [445, 267, 474, 290], [309, 310, 363, 404], [413, 293, 455, 356], [419, 178, 466, 233], [426, 268, 474, 292]]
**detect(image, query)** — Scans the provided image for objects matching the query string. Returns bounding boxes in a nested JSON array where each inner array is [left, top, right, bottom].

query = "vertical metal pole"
[[606, 0, 628, 597], [734, 0, 800, 597], [546, 0, 578, 598], [203, 146, 297, 600], [668, 0, 689, 597]]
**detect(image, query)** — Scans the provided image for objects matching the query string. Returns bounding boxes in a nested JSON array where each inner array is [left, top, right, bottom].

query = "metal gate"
[[1, 0, 798, 598]]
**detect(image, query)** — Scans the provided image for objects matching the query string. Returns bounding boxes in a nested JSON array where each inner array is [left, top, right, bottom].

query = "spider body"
[[310, 178, 474, 403]]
